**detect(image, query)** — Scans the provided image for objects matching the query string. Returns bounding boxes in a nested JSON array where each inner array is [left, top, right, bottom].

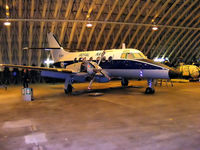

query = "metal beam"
[[127, 0, 151, 48], [67, 0, 85, 49], [102, 0, 130, 50], [139, 0, 173, 51], [134, 0, 161, 49], [6, 27, 12, 64], [116, 0, 141, 48], [59, 0, 73, 44], [152, 0, 199, 59], [18, 0, 22, 65], [156, 15, 199, 60], [181, 33, 200, 63], [185, 38, 200, 64], [76, 0, 96, 49], [93, 0, 118, 50], [38, 0, 48, 66], [172, 17, 198, 59], [171, 31, 198, 65], [85, 0, 108, 50], [0, 18, 199, 31], [0, 31, 2, 63], [186, 45, 200, 64], [168, 17, 199, 63], [51, 0, 62, 33], [144, 0, 189, 56], [28, 0, 35, 65]]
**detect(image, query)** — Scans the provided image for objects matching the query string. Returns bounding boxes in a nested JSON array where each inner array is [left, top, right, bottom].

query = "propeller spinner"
[[83, 50, 110, 89]]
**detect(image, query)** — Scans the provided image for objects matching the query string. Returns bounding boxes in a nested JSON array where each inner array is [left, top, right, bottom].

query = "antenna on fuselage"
[[122, 43, 126, 49]]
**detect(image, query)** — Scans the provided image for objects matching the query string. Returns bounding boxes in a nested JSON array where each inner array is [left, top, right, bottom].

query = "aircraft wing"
[[0, 64, 74, 73]]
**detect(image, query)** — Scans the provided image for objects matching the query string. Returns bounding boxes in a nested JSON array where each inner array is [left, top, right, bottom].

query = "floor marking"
[[29, 125, 37, 132], [24, 133, 47, 144], [32, 145, 44, 150], [2, 119, 32, 128]]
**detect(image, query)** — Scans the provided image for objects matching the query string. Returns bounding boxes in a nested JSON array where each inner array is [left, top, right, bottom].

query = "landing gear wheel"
[[145, 87, 155, 94], [121, 78, 129, 87], [64, 84, 73, 95]]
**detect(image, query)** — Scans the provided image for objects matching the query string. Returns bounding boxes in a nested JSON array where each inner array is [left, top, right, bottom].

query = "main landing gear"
[[145, 79, 155, 94], [121, 78, 129, 87], [64, 78, 73, 95], [64, 84, 73, 94]]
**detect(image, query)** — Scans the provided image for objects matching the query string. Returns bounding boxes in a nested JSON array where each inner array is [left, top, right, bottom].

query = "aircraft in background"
[[0, 33, 180, 94], [177, 64, 200, 80]]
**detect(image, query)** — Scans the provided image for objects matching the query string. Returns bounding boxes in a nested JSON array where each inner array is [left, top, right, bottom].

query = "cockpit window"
[[133, 53, 145, 59], [121, 53, 126, 59], [121, 52, 145, 60], [127, 53, 135, 59]]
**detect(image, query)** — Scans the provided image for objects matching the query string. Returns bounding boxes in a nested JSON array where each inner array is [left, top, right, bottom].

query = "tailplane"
[[47, 33, 68, 62]]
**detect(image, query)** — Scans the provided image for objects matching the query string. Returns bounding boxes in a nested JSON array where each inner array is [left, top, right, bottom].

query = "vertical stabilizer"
[[47, 33, 68, 62]]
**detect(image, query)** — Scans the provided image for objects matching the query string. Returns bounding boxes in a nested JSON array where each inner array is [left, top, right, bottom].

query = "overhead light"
[[86, 23, 92, 28], [4, 21, 11, 26], [152, 25, 158, 31], [44, 58, 54, 67], [86, 14, 90, 18], [6, 5, 9, 10]]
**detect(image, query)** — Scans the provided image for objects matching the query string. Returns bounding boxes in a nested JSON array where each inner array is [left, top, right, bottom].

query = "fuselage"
[[52, 49, 178, 80]]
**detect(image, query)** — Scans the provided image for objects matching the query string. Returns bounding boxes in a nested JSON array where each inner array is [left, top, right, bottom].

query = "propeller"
[[83, 50, 110, 90]]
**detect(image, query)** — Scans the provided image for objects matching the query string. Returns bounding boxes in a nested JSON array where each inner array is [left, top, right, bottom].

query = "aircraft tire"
[[145, 87, 155, 94], [64, 84, 73, 94], [121, 78, 129, 87]]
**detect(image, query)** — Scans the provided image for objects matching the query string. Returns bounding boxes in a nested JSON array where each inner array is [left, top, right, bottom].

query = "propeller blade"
[[100, 70, 111, 80], [97, 50, 106, 65], [88, 76, 95, 90]]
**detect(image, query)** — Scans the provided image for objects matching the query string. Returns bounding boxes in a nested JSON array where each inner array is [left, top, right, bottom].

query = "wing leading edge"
[[0, 64, 73, 73]]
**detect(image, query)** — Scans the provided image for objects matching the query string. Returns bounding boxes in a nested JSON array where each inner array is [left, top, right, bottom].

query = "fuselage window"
[[89, 57, 93, 61], [102, 56, 106, 62], [96, 57, 100, 63], [74, 58, 78, 62], [82, 57, 86, 62], [108, 56, 113, 62], [78, 57, 83, 62]]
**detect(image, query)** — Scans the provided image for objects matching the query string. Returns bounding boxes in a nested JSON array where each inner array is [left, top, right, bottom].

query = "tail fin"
[[47, 33, 68, 62]]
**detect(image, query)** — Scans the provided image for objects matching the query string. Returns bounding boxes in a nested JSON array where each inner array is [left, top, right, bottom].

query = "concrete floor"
[[0, 80, 200, 150]]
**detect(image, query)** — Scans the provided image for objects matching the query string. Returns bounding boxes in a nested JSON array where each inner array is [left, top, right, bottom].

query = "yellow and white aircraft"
[[0, 33, 180, 94]]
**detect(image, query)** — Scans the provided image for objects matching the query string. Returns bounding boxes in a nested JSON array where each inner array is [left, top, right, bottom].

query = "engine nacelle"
[[94, 76, 110, 83]]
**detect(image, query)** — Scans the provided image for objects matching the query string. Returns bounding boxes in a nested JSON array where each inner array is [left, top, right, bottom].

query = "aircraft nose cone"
[[168, 69, 181, 79]]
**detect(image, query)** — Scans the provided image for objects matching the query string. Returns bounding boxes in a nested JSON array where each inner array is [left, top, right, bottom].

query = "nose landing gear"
[[145, 79, 155, 94]]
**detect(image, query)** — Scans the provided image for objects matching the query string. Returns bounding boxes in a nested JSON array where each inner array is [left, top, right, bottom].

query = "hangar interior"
[[0, 0, 200, 150], [0, 0, 199, 65]]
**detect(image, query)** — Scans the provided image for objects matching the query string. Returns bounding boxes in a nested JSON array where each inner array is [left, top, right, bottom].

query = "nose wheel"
[[145, 87, 155, 94], [145, 79, 155, 94]]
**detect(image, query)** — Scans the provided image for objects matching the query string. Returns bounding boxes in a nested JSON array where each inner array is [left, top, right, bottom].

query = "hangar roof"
[[0, 0, 199, 66]]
